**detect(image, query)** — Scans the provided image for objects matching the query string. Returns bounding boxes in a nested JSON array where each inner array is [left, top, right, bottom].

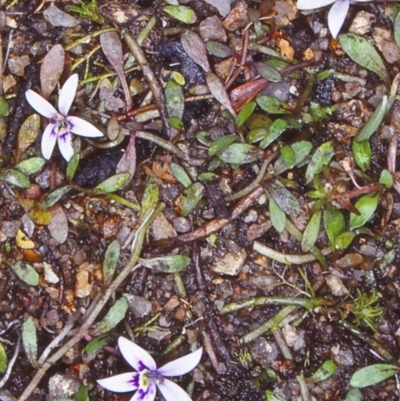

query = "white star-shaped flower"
[[297, 0, 372, 39], [97, 337, 202, 401], [25, 74, 103, 161]]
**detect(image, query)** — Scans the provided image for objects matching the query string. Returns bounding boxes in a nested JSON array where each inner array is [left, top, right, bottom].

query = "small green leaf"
[[335, 231, 355, 250], [170, 163, 192, 188], [178, 183, 204, 217], [339, 33, 388, 83], [208, 135, 238, 157], [379, 169, 393, 188], [352, 139, 371, 172], [350, 364, 399, 388], [206, 41, 232, 58], [237, 101, 256, 127], [92, 297, 129, 336], [42, 186, 73, 209], [163, 5, 197, 24], [10, 261, 39, 286], [140, 178, 159, 221], [75, 385, 89, 401], [166, 80, 184, 120], [269, 197, 286, 233], [260, 118, 288, 149], [274, 141, 313, 174], [0, 96, 8, 116], [84, 333, 113, 356], [280, 145, 295, 169], [103, 240, 120, 287], [309, 360, 336, 383], [248, 128, 268, 143], [22, 316, 38, 368], [92, 173, 130, 194], [0, 168, 31, 188], [256, 95, 292, 114], [198, 172, 219, 181], [350, 192, 380, 229], [345, 388, 362, 401], [268, 180, 300, 216], [301, 209, 322, 253], [324, 204, 346, 249], [219, 143, 261, 164], [305, 141, 334, 184], [16, 158, 45, 175], [139, 255, 191, 273], [66, 154, 80, 181], [254, 62, 282, 82], [0, 343, 7, 374], [356, 96, 388, 142]]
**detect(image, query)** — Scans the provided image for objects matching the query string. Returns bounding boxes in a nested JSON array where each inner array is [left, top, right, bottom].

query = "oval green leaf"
[[324, 204, 346, 249], [170, 163, 192, 188], [103, 240, 120, 287], [338, 33, 388, 83], [260, 118, 287, 149], [305, 141, 334, 184], [356, 96, 388, 142], [350, 364, 399, 388], [163, 5, 197, 24], [92, 173, 131, 194], [10, 261, 39, 286], [301, 209, 322, 253], [22, 316, 38, 368], [16, 158, 46, 175], [0, 168, 31, 188], [269, 197, 286, 233], [350, 192, 380, 229], [92, 296, 129, 336], [219, 143, 261, 164], [42, 185, 73, 209], [66, 153, 80, 181], [309, 360, 336, 383]]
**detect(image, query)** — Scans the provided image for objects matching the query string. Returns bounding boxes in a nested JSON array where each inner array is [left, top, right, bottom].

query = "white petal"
[[158, 348, 202, 377], [129, 382, 157, 401], [328, 0, 350, 38], [41, 123, 58, 160], [157, 379, 193, 401], [297, 0, 335, 10], [58, 74, 78, 116], [25, 90, 58, 119], [118, 337, 157, 372], [57, 129, 74, 161], [97, 372, 139, 393], [67, 116, 104, 138]]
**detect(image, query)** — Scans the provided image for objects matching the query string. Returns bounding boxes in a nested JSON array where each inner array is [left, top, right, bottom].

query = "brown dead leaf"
[[181, 30, 211, 73], [142, 162, 176, 184], [40, 44, 65, 100], [277, 38, 294, 61]]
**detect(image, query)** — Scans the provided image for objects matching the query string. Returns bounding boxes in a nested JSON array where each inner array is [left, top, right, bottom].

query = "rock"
[[211, 249, 247, 276], [125, 294, 152, 317], [47, 373, 79, 401], [200, 16, 227, 42], [325, 274, 348, 297]]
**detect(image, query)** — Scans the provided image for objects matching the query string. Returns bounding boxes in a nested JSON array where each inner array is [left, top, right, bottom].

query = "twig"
[[253, 241, 332, 265], [123, 31, 172, 139]]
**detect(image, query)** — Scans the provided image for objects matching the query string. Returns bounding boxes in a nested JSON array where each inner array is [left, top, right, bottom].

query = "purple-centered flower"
[[97, 337, 203, 401], [25, 74, 103, 161], [297, 0, 372, 39]]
